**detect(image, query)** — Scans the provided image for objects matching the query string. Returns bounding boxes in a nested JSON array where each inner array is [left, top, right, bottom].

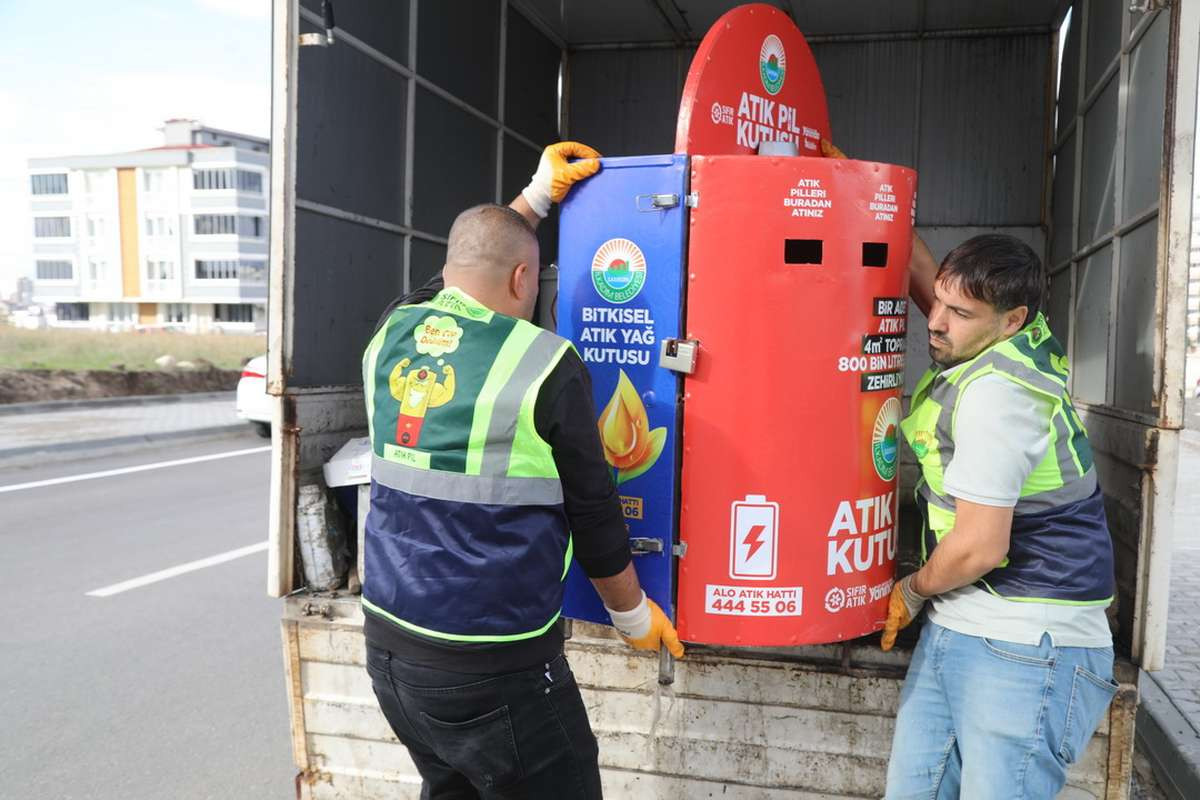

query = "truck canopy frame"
[[268, 0, 1196, 672]]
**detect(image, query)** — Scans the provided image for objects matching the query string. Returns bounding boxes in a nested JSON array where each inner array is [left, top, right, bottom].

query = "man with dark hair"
[[361, 143, 683, 799], [882, 233, 1117, 799]]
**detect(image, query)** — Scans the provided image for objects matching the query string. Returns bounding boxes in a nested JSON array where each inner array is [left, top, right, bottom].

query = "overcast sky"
[[0, 0, 270, 296]]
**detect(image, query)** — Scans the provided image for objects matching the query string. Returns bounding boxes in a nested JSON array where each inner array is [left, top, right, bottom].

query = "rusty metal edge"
[[281, 619, 310, 773], [1105, 661, 1139, 800], [268, 392, 299, 597]]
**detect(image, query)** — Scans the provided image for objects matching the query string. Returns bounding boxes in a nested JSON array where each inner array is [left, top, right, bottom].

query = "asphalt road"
[[0, 432, 295, 799]]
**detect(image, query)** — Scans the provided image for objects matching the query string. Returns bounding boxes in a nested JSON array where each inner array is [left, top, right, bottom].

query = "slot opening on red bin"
[[862, 242, 889, 268], [784, 239, 823, 265]]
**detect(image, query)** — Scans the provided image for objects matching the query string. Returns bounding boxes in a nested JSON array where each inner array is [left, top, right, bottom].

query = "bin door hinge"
[[672, 542, 688, 558], [685, 192, 700, 208]]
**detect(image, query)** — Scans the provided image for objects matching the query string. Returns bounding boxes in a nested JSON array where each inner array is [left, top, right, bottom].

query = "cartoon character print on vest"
[[389, 314, 463, 447]]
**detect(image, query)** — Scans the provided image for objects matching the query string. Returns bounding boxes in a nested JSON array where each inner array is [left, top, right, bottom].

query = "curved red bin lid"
[[675, 3, 831, 156]]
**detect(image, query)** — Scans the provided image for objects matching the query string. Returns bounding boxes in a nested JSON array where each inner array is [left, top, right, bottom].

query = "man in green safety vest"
[[881, 234, 1117, 799], [361, 143, 684, 799]]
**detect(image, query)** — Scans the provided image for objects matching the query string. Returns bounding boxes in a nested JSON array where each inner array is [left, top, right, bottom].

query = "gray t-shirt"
[[924, 371, 1113, 648]]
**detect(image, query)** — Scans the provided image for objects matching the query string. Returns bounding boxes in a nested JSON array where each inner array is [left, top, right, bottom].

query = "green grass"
[[0, 327, 266, 371]]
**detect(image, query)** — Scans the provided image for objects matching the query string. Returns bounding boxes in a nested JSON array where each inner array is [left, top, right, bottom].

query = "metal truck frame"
[[266, 1, 1197, 797]]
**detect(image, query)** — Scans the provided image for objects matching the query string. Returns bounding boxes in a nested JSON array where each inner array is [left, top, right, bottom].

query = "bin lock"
[[635, 193, 680, 212], [629, 537, 665, 555], [659, 338, 699, 374]]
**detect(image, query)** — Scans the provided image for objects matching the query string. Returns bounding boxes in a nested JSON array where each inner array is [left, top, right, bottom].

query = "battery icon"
[[729, 494, 779, 580]]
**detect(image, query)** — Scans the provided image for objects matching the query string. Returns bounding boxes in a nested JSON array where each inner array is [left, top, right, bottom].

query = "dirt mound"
[[0, 367, 240, 404]]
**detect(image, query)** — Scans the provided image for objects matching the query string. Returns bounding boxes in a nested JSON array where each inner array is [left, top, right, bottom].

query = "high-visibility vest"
[[899, 312, 1114, 605], [360, 287, 574, 642]]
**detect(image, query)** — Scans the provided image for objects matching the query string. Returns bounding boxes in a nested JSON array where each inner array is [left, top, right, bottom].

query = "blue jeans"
[[366, 645, 602, 799], [885, 621, 1118, 800]]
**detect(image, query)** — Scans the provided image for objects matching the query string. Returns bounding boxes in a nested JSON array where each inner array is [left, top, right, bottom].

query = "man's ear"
[[510, 261, 529, 299], [1002, 305, 1029, 336]]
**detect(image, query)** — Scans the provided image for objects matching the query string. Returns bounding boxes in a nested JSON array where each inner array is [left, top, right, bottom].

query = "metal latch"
[[659, 338, 699, 374], [636, 193, 680, 211], [630, 537, 664, 555], [299, 0, 336, 46], [685, 192, 700, 208]]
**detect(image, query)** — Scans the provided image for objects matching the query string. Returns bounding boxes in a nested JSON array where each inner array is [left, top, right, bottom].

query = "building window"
[[145, 216, 173, 237], [34, 217, 71, 238], [238, 215, 264, 238], [214, 303, 254, 323], [193, 168, 232, 190], [195, 259, 236, 280], [87, 216, 106, 238], [193, 168, 264, 193], [88, 259, 106, 281], [31, 173, 68, 195], [239, 259, 267, 282], [164, 303, 188, 324], [237, 170, 263, 193], [56, 302, 89, 321], [193, 214, 236, 235], [145, 260, 176, 281], [142, 169, 166, 193], [195, 258, 267, 281], [36, 260, 73, 280], [109, 303, 134, 323]]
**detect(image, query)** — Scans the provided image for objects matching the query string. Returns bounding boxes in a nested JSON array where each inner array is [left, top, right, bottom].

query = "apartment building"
[[1191, 179, 1200, 350], [28, 119, 268, 332]]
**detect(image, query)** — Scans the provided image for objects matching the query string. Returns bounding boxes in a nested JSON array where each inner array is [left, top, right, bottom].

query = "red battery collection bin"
[[676, 155, 915, 645], [558, 3, 918, 647]]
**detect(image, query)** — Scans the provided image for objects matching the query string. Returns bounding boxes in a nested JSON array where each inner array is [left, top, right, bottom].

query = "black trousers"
[[366, 644, 603, 799]]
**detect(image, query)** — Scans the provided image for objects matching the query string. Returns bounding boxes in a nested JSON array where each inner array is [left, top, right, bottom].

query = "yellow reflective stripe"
[[976, 579, 1113, 606], [1045, 411, 1068, 487], [362, 597, 562, 643], [910, 367, 938, 401], [482, 329, 563, 477], [562, 532, 574, 580], [509, 340, 569, 478], [363, 317, 394, 444], [465, 324, 541, 475]]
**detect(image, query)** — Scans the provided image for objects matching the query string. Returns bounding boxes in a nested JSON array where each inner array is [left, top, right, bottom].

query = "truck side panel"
[[283, 598, 1128, 799], [1047, 3, 1186, 670]]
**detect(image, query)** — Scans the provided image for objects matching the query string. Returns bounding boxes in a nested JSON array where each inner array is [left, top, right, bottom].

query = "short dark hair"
[[445, 203, 537, 272], [936, 234, 1045, 322]]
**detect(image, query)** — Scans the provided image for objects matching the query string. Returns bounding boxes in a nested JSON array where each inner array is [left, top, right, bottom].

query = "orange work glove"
[[880, 574, 927, 651], [605, 592, 685, 659], [820, 138, 848, 160], [521, 141, 602, 218]]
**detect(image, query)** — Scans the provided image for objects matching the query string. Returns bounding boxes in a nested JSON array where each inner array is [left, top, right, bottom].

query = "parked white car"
[[236, 355, 272, 437]]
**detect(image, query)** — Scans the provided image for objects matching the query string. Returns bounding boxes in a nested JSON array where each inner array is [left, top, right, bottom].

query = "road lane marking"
[[86, 541, 269, 597], [0, 446, 271, 494]]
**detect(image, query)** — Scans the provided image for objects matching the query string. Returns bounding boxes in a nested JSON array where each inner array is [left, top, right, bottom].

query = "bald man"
[[360, 144, 682, 799]]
